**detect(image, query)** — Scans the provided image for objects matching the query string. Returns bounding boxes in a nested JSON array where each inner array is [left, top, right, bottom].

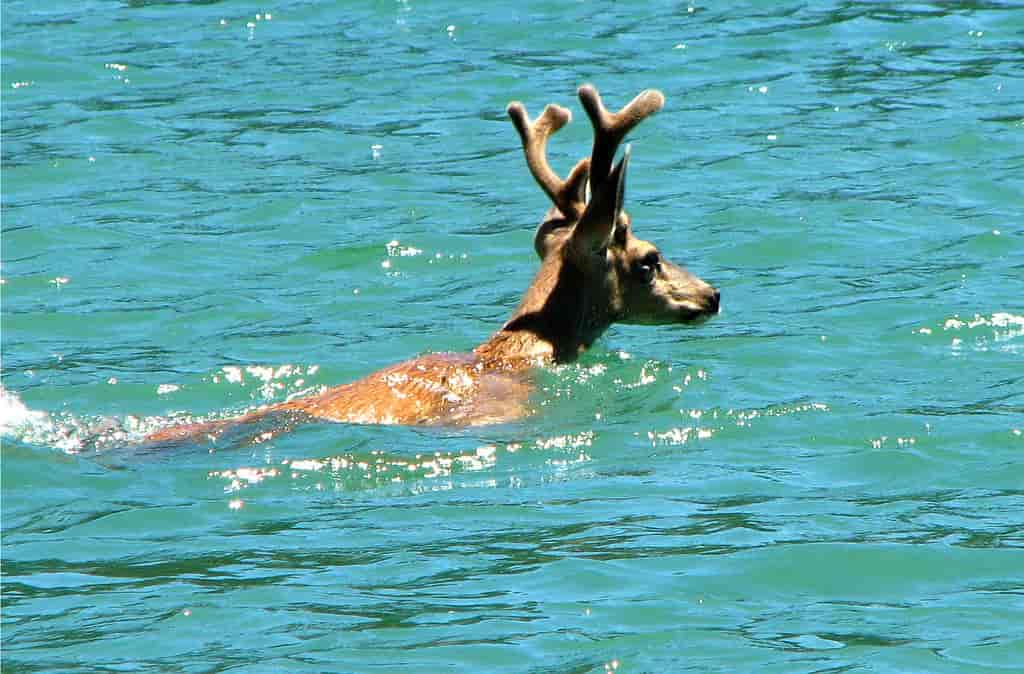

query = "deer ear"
[[534, 215, 571, 259], [566, 158, 590, 208], [612, 144, 631, 226], [571, 148, 631, 256]]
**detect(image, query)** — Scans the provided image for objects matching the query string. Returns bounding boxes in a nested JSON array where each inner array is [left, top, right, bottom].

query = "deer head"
[[497, 84, 720, 362]]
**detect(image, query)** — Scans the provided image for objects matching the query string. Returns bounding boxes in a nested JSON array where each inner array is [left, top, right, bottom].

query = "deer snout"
[[691, 283, 720, 320], [685, 273, 719, 313]]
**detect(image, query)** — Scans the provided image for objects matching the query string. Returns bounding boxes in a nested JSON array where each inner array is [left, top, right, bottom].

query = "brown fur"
[[145, 84, 719, 445]]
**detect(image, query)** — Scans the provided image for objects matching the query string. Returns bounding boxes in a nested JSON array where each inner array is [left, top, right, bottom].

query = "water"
[[3, 1, 1023, 671]]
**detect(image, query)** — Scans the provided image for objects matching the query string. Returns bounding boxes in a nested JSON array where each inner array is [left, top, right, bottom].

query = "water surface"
[[3, 1, 1023, 671]]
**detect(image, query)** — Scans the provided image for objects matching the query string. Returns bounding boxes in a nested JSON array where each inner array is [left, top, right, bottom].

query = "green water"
[[3, 1, 1023, 671]]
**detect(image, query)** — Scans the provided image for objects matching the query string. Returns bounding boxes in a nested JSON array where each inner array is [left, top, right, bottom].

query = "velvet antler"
[[506, 101, 590, 221]]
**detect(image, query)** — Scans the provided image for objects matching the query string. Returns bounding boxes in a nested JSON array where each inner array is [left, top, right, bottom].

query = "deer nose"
[[710, 289, 721, 313]]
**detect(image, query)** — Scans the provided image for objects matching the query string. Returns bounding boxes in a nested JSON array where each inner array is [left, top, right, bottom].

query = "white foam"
[[0, 385, 49, 436]]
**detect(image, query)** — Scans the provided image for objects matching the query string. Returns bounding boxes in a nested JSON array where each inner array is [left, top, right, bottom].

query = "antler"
[[577, 84, 664, 189], [507, 101, 590, 221], [565, 85, 665, 253]]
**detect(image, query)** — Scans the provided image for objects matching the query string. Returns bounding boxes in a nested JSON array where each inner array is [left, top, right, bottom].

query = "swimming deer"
[[146, 84, 720, 444]]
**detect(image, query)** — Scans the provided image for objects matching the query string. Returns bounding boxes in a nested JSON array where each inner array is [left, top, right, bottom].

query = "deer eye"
[[634, 251, 661, 282]]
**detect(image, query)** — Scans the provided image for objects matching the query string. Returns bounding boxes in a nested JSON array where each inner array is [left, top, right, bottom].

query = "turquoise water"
[[3, 0, 1023, 671]]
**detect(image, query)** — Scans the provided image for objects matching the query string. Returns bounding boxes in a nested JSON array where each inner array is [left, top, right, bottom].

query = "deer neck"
[[473, 253, 611, 367]]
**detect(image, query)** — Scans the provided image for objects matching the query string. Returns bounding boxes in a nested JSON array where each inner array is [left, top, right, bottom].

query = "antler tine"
[[578, 84, 665, 186], [507, 101, 589, 220]]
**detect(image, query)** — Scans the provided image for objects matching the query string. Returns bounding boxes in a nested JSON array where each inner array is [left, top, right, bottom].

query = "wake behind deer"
[[147, 84, 720, 444]]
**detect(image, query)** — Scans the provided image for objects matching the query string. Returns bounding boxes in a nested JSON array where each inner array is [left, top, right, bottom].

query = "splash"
[[947, 312, 1024, 343], [0, 362, 324, 453], [1, 386, 186, 452], [0, 385, 50, 439], [0, 385, 145, 452], [914, 312, 1024, 354]]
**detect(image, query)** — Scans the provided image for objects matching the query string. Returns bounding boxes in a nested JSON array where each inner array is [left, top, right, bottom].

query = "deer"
[[145, 84, 720, 444]]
